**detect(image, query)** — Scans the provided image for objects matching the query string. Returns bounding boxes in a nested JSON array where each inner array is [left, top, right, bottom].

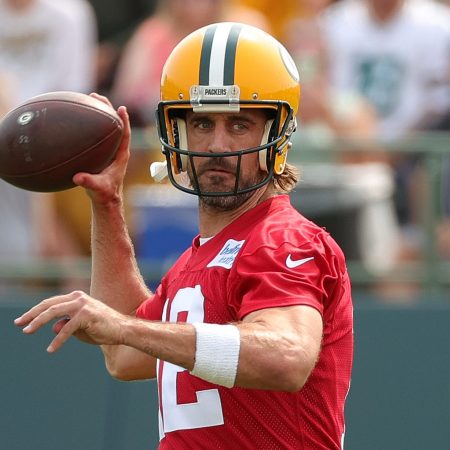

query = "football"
[[0, 91, 124, 192]]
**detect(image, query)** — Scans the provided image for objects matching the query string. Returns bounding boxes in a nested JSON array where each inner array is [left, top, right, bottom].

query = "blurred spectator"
[[282, 0, 400, 277], [0, 0, 97, 103], [0, 85, 86, 293], [320, 0, 450, 217], [0, 74, 37, 270], [0, 0, 97, 292], [85, 0, 157, 94], [318, 0, 450, 290], [283, 0, 383, 164], [111, 0, 270, 126], [321, 0, 449, 141]]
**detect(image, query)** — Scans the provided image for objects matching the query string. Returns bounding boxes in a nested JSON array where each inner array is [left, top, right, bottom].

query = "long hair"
[[273, 162, 299, 193]]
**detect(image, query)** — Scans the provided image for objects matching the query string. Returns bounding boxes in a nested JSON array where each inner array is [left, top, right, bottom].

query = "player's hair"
[[273, 162, 299, 193]]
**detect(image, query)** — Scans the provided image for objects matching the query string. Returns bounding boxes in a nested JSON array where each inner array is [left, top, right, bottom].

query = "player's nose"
[[207, 124, 232, 154]]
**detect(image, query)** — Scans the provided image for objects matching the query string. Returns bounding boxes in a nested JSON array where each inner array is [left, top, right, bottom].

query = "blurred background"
[[0, 0, 449, 449]]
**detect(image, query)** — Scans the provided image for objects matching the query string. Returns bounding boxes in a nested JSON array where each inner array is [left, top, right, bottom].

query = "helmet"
[[154, 22, 301, 196]]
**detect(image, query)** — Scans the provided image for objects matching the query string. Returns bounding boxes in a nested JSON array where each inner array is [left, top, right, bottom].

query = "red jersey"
[[137, 195, 353, 449]]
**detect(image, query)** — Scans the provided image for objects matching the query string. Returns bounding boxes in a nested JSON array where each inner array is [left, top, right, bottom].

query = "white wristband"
[[190, 322, 241, 388]]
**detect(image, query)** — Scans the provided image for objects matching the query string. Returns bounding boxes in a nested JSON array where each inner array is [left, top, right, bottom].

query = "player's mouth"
[[204, 168, 233, 176], [197, 159, 236, 177]]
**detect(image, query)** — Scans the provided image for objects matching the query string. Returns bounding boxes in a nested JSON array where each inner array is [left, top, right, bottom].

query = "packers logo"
[[17, 111, 35, 125]]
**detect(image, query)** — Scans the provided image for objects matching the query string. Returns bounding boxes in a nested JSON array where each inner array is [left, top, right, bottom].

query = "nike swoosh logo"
[[286, 255, 314, 269]]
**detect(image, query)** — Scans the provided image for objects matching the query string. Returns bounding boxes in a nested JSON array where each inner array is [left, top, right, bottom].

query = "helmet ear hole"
[[259, 119, 275, 172]]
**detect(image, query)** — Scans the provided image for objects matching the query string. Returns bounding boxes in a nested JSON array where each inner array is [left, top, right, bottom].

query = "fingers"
[[21, 302, 76, 335], [46, 316, 81, 353], [14, 291, 88, 352], [113, 106, 131, 164], [89, 93, 128, 139], [52, 317, 70, 335], [14, 291, 124, 353], [89, 92, 113, 108], [15, 301, 79, 334], [14, 292, 80, 327]]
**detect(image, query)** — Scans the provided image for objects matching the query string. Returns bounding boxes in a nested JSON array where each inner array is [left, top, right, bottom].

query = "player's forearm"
[[120, 318, 314, 392], [101, 343, 157, 381], [121, 318, 197, 371], [90, 198, 150, 314]]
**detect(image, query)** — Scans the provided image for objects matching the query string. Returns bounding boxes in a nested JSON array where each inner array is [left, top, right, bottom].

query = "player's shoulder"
[[236, 197, 348, 284], [245, 195, 335, 254]]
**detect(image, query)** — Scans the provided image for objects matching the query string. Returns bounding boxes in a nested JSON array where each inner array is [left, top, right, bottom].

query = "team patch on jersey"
[[207, 239, 245, 269]]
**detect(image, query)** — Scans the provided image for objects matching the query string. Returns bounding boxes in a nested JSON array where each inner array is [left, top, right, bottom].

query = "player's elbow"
[[103, 346, 155, 381], [106, 362, 136, 381], [274, 366, 311, 393], [106, 359, 155, 382], [104, 355, 128, 380]]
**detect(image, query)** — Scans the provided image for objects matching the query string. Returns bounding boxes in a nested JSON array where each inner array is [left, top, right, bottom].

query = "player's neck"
[[198, 185, 277, 238]]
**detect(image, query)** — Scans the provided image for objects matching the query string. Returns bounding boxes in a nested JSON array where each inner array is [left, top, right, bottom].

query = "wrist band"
[[190, 322, 241, 388]]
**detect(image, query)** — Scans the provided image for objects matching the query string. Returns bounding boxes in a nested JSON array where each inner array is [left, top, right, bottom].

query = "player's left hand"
[[14, 290, 128, 353]]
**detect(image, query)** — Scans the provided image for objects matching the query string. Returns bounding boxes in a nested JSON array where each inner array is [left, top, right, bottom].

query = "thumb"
[[73, 172, 96, 188]]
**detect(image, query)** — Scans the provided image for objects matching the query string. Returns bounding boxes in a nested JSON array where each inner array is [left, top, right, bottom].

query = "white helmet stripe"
[[199, 23, 242, 86], [209, 23, 233, 85]]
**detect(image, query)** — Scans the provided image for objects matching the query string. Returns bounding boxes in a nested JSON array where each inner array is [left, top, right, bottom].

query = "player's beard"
[[187, 156, 266, 211]]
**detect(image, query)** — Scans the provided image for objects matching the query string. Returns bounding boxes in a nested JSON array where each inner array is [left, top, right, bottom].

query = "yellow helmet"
[[155, 22, 301, 196]]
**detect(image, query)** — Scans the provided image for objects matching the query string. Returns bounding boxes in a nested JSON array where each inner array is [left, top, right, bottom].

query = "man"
[[15, 23, 353, 449]]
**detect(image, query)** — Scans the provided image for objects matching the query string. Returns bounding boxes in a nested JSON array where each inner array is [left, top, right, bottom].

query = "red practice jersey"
[[137, 195, 353, 449]]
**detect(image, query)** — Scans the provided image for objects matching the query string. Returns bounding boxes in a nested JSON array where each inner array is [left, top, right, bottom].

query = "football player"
[[16, 22, 353, 449]]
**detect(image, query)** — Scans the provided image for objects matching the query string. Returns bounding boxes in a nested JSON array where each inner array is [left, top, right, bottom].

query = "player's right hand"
[[73, 94, 131, 207]]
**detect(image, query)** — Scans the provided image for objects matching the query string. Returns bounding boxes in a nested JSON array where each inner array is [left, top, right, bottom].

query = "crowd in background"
[[0, 0, 449, 300]]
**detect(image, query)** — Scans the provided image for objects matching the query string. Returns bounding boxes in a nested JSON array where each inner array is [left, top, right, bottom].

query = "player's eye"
[[192, 119, 213, 131], [199, 121, 212, 129], [231, 122, 249, 133]]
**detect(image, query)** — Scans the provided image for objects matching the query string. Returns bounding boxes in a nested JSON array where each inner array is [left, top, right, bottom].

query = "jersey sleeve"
[[230, 237, 340, 320]]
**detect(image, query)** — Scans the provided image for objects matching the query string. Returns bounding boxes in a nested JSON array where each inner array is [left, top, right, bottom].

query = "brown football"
[[0, 91, 124, 192]]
